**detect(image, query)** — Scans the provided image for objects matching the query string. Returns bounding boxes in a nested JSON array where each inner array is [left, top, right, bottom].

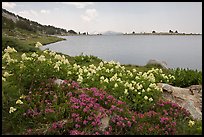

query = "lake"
[[40, 35, 202, 71]]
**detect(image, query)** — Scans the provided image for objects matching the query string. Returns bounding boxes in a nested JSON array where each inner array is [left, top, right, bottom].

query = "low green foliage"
[[170, 68, 202, 88], [2, 36, 38, 52], [74, 53, 102, 65]]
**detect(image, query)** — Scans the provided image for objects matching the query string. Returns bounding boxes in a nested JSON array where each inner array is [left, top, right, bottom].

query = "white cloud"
[[18, 10, 38, 18], [59, 2, 93, 9], [81, 9, 98, 22], [40, 9, 50, 14], [2, 2, 16, 9]]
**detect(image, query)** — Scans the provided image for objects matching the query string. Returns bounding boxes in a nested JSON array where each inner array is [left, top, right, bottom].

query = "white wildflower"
[[4, 46, 17, 53], [2, 77, 6, 81], [114, 83, 118, 88], [31, 52, 39, 58], [9, 107, 17, 113], [104, 78, 109, 83], [149, 97, 153, 102], [3, 71, 13, 77], [16, 99, 23, 104], [124, 89, 129, 95], [77, 75, 83, 83], [21, 53, 27, 60], [38, 55, 46, 62], [35, 42, 43, 48], [144, 96, 148, 100]]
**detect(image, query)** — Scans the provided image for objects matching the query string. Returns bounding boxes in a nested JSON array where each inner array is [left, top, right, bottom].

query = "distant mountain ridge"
[[2, 8, 77, 35], [89, 30, 123, 35], [102, 31, 123, 35]]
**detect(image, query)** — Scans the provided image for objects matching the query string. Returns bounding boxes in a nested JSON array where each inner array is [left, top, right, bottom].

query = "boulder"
[[157, 83, 202, 120], [146, 59, 168, 69]]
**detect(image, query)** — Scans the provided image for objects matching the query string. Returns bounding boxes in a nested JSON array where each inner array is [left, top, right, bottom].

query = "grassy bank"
[[2, 36, 202, 135]]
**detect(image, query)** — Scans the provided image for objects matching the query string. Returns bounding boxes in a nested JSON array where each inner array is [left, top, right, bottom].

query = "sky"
[[2, 2, 202, 34]]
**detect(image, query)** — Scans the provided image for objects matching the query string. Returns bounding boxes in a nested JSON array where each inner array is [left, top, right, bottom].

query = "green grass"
[[2, 28, 65, 48]]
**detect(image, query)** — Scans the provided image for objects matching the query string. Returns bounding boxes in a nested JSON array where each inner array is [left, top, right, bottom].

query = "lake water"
[[41, 35, 202, 71]]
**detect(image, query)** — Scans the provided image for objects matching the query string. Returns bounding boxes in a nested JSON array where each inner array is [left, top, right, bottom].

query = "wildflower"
[[16, 99, 23, 104], [52, 122, 58, 129], [160, 117, 169, 124], [49, 51, 56, 56], [114, 83, 118, 88], [104, 78, 109, 83], [127, 121, 132, 127], [38, 55, 46, 62], [3, 71, 13, 77], [75, 124, 81, 128], [7, 58, 18, 64], [133, 68, 137, 72], [54, 63, 60, 71], [77, 75, 83, 83], [149, 97, 153, 102], [2, 52, 11, 60], [63, 59, 70, 64], [9, 107, 17, 113], [99, 61, 103, 67], [43, 50, 49, 54], [188, 120, 195, 127], [144, 96, 148, 100], [35, 42, 43, 48], [54, 54, 62, 60], [4, 46, 17, 53], [124, 89, 129, 95], [2, 77, 6, 81], [100, 76, 105, 80], [138, 92, 141, 95], [31, 52, 38, 57], [147, 88, 151, 92], [45, 108, 55, 113], [83, 120, 88, 125], [21, 53, 27, 60]]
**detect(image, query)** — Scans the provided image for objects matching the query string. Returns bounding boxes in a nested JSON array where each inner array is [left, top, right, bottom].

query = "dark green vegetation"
[[170, 68, 202, 88]]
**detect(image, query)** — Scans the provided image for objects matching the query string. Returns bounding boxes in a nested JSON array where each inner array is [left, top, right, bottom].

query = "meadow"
[[2, 39, 202, 135]]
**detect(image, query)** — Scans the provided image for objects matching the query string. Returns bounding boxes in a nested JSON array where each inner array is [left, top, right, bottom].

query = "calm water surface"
[[41, 35, 202, 71]]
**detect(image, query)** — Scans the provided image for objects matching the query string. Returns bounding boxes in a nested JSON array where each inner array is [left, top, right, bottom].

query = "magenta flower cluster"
[[22, 78, 192, 135]]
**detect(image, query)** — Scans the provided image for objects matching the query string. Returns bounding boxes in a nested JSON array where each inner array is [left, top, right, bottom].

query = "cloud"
[[18, 10, 38, 18], [2, 2, 16, 9], [40, 9, 50, 14], [59, 2, 93, 9], [81, 9, 98, 22]]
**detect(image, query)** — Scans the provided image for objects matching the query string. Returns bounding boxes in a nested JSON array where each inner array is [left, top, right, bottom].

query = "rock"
[[157, 83, 202, 120], [53, 79, 66, 86], [99, 116, 110, 131], [146, 59, 168, 69]]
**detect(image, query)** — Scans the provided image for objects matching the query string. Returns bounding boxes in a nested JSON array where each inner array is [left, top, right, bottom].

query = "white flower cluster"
[[4, 46, 17, 53], [2, 47, 18, 65], [35, 42, 43, 48]]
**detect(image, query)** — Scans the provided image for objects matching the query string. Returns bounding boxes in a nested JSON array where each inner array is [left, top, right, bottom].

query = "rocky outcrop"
[[157, 83, 202, 120], [146, 59, 168, 69]]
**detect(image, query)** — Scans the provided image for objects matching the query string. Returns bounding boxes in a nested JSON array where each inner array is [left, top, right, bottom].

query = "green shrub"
[[170, 68, 202, 88], [2, 36, 38, 52], [74, 53, 102, 65]]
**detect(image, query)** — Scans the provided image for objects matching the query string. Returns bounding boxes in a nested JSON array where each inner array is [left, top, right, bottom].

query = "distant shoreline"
[[55, 32, 202, 36], [123, 33, 202, 36]]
